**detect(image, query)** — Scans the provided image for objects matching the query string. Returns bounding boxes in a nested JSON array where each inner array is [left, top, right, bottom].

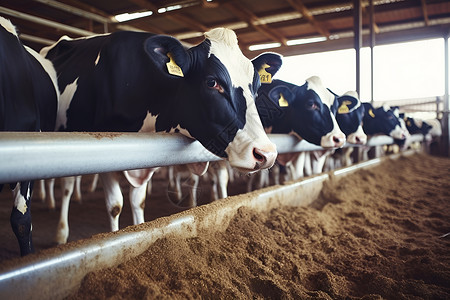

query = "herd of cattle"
[[0, 17, 441, 257]]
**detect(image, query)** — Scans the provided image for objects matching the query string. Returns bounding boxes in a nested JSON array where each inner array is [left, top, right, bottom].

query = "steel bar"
[[0, 132, 423, 184], [0, 6, 95, 36]]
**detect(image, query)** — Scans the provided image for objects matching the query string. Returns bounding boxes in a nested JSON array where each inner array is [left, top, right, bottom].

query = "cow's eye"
[[306, 101, 319, 111], [206, 79, 224, 93]]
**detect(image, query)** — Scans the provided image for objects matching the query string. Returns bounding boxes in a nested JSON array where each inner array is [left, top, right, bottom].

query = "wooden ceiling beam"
[[420, 0, 429, 26], [223, 2, 288, 45], [362, 2, 380, 34], [285, 0, 330, 38], [128, 0, 208, 33]]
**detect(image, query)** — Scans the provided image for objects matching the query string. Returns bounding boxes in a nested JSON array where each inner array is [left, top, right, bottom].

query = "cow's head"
[[335, 91, 367, 145], [144, 28, 282, 173], [257, 76, 345, 148], [402, 116, 433, 136], [362, 103, 408, 140]]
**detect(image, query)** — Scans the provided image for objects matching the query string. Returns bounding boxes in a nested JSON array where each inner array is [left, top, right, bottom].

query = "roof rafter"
[[420, 0, 429, 26], [285, 0, 330, 38], [128, 0, 208, 33], [223, 1, 288, 45]]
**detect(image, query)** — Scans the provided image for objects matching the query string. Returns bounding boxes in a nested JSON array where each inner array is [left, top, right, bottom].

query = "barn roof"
[[1, 0, 450, 58]]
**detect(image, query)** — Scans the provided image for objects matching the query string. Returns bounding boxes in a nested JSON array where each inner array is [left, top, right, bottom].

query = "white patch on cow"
[[412, 118, 423, 128], [40, 35, 73, 57], [347, 125, 367, 145], [0, 16, 18, 36], [24, 46, 60, 104], [56, 78, 79, 130], [41, 33, 112, 57], [320, 112, 346, 148], [306, 76, 335, 107], [95, 52, 101, 66], [382, 103, 391, 112], [13, 183, 28, 215], [342, 90, 361, 111], [139, 112, 194, 139], [304, 76, 346, 148], [389, 124, 408, 140], [205, 28, 276, 171]]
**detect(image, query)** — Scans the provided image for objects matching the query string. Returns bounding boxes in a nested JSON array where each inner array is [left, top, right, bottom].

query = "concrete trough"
[[0, 150, 418, 300]]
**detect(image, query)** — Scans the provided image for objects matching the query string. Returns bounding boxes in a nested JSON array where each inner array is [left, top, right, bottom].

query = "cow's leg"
[[216, 162, 229, 199], [209, 170, 219, 201], [343, 147, 354, 167], [129, 183, 148, 225], [10, 181, 34, 256], [271, 164, 280, 185], [256, 169, 268, 189], [73, 175, 82, 203], [45, 178, 56, 210], [304, 152, 312, 176], [36, 179, 46, 202], [188, 174, 200, 208], [55, 176, 75, 244], [89, 174, 99, 193], [99, 172, 123, 231], [292, 152, 305, 180]]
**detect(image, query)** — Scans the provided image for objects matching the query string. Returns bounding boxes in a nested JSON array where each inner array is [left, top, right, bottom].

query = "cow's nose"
[[253, 147, 276, 170], [332, 134, 346, 148]]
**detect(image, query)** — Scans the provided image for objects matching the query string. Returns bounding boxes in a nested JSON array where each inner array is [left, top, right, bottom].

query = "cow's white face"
[[181, 28, 277, 173], [347, 125, 367, 144], [306, 77, 346, 148]]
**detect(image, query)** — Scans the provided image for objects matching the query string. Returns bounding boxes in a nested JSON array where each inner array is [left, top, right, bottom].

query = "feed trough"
[[0, 151, 415, 300]]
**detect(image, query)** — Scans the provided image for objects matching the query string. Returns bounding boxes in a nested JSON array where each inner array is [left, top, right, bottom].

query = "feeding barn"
[[0, 0, 449, 299]]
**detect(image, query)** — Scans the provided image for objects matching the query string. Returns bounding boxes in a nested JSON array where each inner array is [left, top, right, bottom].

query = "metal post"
[[370, 0, 375, 103], [353, 0, 362, 96], [444, 32, 450, 157]]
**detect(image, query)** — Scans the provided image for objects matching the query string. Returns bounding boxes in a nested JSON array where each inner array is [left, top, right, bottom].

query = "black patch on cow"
[[362, 102, 401, 136], [257, 79, 336, 146]]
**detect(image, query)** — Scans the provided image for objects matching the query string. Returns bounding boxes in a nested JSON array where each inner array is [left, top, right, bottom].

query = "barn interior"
[[2, 0, 450, 151], [0, 1, 450, 299]]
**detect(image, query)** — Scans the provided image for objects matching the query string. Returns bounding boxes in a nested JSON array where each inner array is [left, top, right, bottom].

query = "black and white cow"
[[0, 17, 59, 255], [362, 102, 408, 139], [324, 90, 367, 170], [247, 75, 347, 189], [41, 28, 282, 243], [359, 102, 409, 160], [256, 76, 346, 148]]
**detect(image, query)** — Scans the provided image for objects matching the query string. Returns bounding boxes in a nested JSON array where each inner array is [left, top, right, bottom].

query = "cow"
[[152, 75, 350, 201], [0, 17, 59, 256], [256, 76, 346, 148], [323, 90, 367, 170], [243, 75, 348, 190], [359, 102, 409, 160], [41, 28, 282, 244]]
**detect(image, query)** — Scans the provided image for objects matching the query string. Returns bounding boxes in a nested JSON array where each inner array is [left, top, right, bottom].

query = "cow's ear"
[[337, 95, 359, 114], [144, 35, 190, 78], [268, 86, 294, 107], [251, 52, 283, 84]]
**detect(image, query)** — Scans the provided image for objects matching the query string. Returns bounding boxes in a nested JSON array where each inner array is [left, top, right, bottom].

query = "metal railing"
[[0, 131, 422, 184]]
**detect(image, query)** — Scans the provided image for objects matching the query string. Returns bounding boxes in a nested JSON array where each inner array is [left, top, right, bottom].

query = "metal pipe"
[[19, 33, 55, 45], [33, 0, 112, 24], [370, 0, 375, 103], [353, 0, 362, 96], [0, 132, 423, 184], [0, 6, 95, 36]]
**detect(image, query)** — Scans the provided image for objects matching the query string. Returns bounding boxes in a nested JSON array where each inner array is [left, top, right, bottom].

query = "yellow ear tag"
[[338, 100, 352, 114], [369, 109, 375, 118], [258, 63, 272, 84], [166, 52, 184, 77], [278, 93, 289, 107]]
